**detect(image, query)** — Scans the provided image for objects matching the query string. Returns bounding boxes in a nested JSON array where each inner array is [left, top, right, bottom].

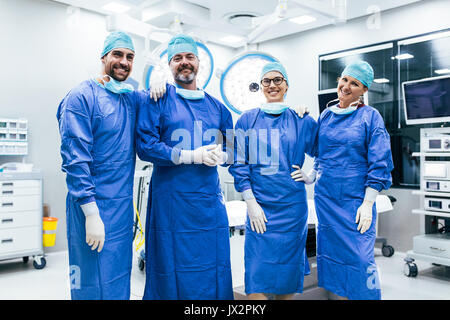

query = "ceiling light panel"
[[102, 2, 131, 13]]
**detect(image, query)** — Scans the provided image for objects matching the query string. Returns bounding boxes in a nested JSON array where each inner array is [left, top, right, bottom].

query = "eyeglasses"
[[260, 77, 286, 87]]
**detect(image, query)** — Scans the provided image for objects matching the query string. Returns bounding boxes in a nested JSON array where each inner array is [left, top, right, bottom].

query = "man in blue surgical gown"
[[136, 34, 234, 300], [57, 31, 154, 300]]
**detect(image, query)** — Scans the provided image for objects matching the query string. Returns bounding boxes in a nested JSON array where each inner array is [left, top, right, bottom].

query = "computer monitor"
[[318, 89, 338, 114], [402, 75, 450, 125]]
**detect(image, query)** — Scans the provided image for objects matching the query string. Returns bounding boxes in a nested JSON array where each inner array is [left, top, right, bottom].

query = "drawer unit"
[[0, 226, 40, 255], [0, 172, 43, 264], [0, 180, 40, 191], [0, 211, 41, 230], [0, 195, 41, 213], [413, 234, 450, 259], [0, 187, 40, 197]]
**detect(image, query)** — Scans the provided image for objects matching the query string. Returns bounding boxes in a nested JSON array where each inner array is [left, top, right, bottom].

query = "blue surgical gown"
[[314, 105, 393, 300], [136, 84, 234, 300], [228, 108, 318, 295], [57, 79, 148, 300]]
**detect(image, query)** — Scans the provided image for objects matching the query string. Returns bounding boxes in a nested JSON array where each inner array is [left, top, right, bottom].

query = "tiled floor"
[[0, 233, 448, 300]]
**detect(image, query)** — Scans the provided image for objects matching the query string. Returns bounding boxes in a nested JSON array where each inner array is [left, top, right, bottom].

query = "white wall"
[[0, 0, 236, 252], [257, 0, 450, 252]]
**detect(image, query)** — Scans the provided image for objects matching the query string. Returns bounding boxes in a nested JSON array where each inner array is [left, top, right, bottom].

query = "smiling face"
[[169, 52, 199, 86], [337, 75, 368, 108], [101, 48, 135, 81], [261, 71, 288, 103]]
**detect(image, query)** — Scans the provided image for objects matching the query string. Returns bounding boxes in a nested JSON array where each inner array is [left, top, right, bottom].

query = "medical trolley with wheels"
[[405, 127, 450, 277], [0, 170, 46, 270]]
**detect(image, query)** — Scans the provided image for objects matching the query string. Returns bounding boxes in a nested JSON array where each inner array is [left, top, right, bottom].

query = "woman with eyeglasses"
[[228, 62, 318, 300], [291, 61, 394, 300]]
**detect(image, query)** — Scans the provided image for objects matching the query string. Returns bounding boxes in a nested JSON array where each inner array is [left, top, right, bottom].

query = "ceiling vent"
[[227, 13, 259, 29]]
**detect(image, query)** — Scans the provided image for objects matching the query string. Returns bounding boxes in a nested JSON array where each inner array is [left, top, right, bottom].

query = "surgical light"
[[220, 52, 278, 114], [101, 2, 130, 14], [143, 40, 214, 90], [289, 15, 317, 25]]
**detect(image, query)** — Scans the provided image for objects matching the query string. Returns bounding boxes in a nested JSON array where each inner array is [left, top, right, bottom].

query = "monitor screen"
[[403, 76, 450, 125], [318, 90, 338, 114]]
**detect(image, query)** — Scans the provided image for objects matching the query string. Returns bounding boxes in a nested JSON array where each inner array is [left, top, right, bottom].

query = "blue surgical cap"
[[101, 31, 135, 58], [261, 61, 289, 86], [341, 60, 374, 88], [167, 34, 198, 62]]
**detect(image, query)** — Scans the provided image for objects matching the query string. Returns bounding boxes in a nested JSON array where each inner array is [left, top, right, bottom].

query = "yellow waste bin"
[[43, 217, 58, 247]]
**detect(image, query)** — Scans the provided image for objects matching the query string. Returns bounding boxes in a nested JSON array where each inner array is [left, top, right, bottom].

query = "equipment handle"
[[430, 246, 446, 252]]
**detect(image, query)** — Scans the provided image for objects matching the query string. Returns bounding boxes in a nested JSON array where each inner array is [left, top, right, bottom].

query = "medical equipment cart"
[[405, 127, 450, 277], [0, 170, 46, 269]]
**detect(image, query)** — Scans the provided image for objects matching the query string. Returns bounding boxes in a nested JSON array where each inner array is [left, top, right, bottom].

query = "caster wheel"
[[382, 245, 395, 257], [138, 258, 145, 271], [33, 257, 46, 270], [23, 257, 29, 263], [404, 262, 418, 277]]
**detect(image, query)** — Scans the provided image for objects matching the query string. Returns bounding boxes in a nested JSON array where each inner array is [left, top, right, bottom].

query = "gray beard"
[[175, 71, 195, 84]]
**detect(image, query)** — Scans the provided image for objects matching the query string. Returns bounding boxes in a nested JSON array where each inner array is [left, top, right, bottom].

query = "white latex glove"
[[210, 144, 228, 166], [80, 202, 105, 252], [180, 144, 218, 166], [150, 81, 167, 102], [145, 51, 170, 102], [242, 189, 267, 234], [290, 105, 309, 118], [291, 165, 316, 184], [355, 187, 378, 234]]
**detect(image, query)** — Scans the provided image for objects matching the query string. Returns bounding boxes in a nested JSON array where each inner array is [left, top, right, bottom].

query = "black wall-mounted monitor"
[[318, 89, 338, 114], [403, 75, 450, 125]]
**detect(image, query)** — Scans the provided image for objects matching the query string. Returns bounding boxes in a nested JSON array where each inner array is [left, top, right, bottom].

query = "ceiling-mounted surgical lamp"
[[246, 0, 288, 44], [106, 13, 172, 43], [220, 51, 279, 114], [142, 38, 215, 91]]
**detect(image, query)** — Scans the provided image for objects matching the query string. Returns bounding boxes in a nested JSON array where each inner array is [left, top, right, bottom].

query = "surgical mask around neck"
[[326, 98, 361, 115], [96, 75, 134, 94], [175, 85, 205, 100], [260, 102, 289, 115]]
